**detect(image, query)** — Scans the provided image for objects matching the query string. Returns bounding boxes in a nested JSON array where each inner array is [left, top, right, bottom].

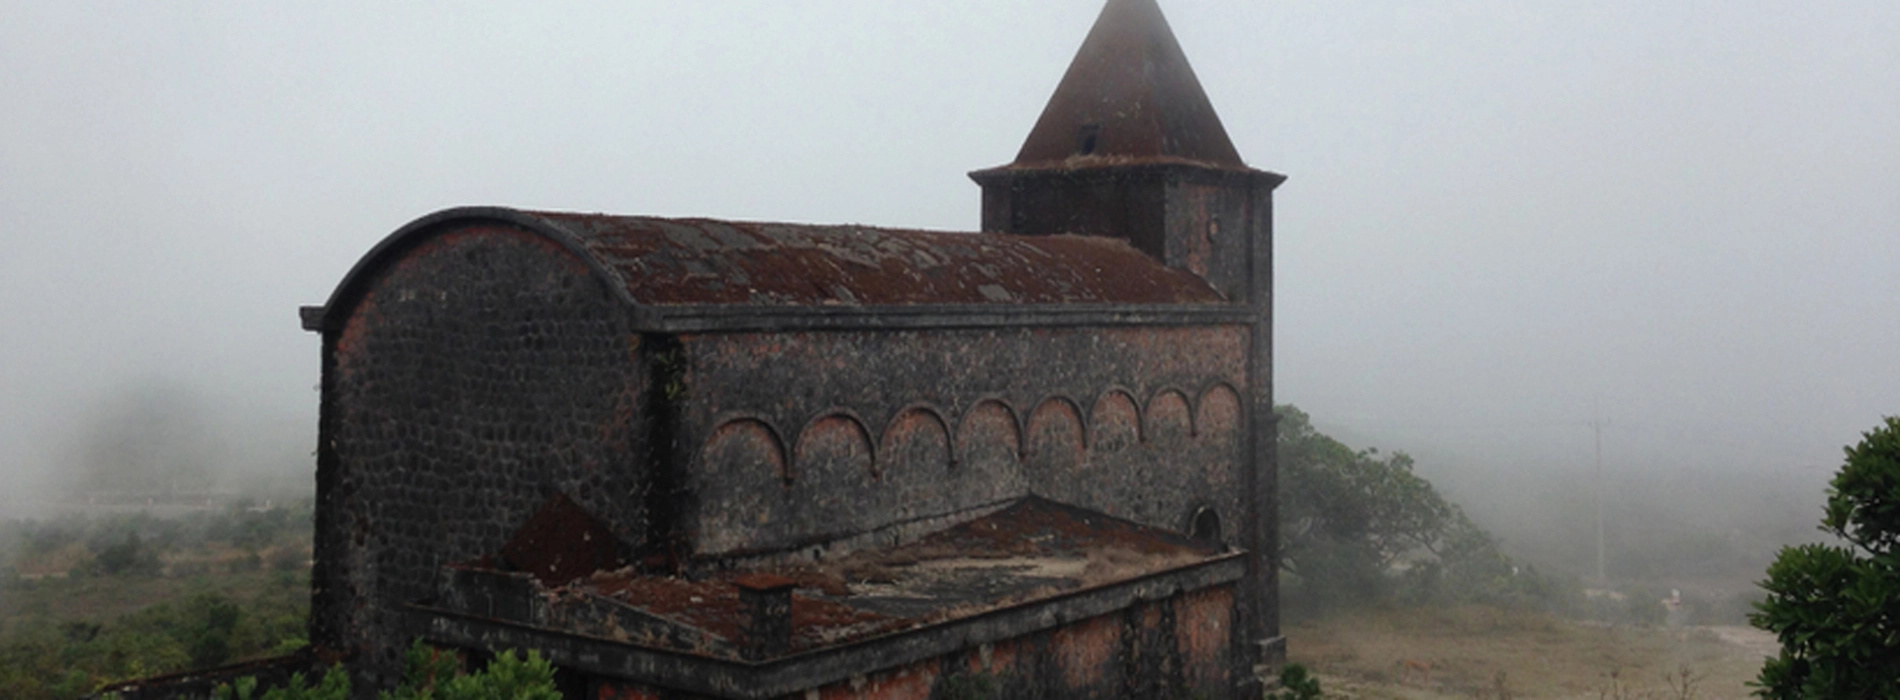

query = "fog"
[[2, 2, 1894, 578]]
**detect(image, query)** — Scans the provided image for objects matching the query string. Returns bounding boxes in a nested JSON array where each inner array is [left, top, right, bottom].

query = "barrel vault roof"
[[311, 207, 1226, 328]]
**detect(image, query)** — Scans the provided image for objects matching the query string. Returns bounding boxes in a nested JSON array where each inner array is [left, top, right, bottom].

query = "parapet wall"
[[590, 585, 1241, 700]]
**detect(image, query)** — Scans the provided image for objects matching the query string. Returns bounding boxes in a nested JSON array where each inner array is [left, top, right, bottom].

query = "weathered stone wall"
[[1164, 173, 1269, 304], [593, 584, 1239, 700], [315, 225, 650, 673], [311, 222, 1257, 685], [978, 167, 1276, 306], [679, 326, 1249, 558]]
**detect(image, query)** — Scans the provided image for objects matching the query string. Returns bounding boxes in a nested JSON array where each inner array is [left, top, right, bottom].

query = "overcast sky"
[[2, 1, 1895, 514]]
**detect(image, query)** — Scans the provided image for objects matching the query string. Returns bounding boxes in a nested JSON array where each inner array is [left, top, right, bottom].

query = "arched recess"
[[701, 417, 789, 481], [794, 412, 876, 483], [957, 399, 1022, 467], [1147, 389, 1194, 446], [1196, 384, 1243, 441], [1089, 389, 1141, 453], [955, 399, 1027, 506], [788, 412, 878, 539], [877, 405, 953, 521], [880, 406, 953, 479], [1026, 396, 1086, 475], [694, 418, 789, 554]]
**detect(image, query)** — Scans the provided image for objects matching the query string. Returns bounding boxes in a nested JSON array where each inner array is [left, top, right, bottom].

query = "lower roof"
[[415, 497, 1243, 698]]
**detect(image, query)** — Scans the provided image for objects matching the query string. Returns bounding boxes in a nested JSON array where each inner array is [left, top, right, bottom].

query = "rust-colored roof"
[[996, 0, 1246, 171], [527, 211, 1223, 306], [311, 208, 1227, 333], [446, 498, 1230, 660]]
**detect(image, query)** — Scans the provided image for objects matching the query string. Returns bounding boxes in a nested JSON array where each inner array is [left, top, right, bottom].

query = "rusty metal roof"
[[531, 211, 1222, 306], [988, 0, 1246, 172], [309, 208, 1231, 333]]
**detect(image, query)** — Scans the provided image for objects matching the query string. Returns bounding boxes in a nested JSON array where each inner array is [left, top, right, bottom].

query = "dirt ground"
[[1286, 605, 1776, 699]]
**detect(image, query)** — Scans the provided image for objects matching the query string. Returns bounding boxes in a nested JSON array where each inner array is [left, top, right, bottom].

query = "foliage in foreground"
[[1266, 663, 1322, 700], [0, 581, 307, 700], [212, 641, 560, 700], [1277, 406, 1560, 613], [381, 640, 561, 700], [212, 667, 349, 700], [0, 502, 313, 700], [1750, 416, 1900, 699]]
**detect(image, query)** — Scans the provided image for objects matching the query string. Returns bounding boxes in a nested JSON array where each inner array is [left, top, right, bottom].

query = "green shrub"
[[213, 667, 350, 700], [215, 642, 560, 700], [180, 592, 244, 669], [380, 641, 561, 700], [1267, 663, 1322, 700], [1751, 416, 1900, 698], [89, 531, 163, 578]]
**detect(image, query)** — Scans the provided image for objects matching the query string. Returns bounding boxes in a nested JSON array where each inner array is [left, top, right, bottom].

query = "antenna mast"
[[1593, 403, 1606, 584]]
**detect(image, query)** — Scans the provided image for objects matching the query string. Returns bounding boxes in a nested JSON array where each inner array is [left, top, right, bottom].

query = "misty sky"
[[2, 1, 1895, 515]]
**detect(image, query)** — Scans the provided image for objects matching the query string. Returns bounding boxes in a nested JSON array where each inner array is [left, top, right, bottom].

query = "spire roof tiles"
[[1004, 0, 1246, 171]]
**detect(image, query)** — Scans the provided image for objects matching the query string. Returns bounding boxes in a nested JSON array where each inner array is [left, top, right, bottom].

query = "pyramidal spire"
[[969, 0, 1282, 305], [1010, 0, 1244, 169]]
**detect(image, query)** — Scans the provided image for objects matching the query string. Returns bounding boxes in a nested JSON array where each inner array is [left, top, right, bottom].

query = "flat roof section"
[[410, 498, 1244, 698]]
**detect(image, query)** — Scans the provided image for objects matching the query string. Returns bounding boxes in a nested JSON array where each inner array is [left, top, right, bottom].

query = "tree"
[[1751, 416, 1900, 699], [1277, 406, 1542, 610], [90, 530, 162, 577], [180, 592, 246, 669], [1278, 407, 1448, 570]]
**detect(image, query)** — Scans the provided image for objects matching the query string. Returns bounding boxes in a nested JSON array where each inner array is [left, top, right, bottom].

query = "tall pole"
[[1594, 405, 1605, 584]]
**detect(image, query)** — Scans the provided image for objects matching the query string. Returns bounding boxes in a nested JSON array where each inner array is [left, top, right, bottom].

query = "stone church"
[[118, 1, 1287, 698]]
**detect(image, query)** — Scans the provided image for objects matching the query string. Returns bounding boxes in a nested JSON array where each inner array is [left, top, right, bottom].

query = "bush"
[[214, 667, 350, 700], [1751, 416, 1900, 699], [181, 592, 245, 668], [1267, 663, 1322, 700], [88, 531, 162, 578], [215, 641, 561, 700], [380, 640, 562, 700]]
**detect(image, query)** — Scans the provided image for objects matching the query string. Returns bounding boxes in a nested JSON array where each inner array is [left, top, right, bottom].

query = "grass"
[[2, 565, 308, 638], [1287, 604, 1772, 699]]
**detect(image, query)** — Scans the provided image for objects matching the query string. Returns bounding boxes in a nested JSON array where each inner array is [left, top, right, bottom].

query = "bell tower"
[[969, 0, 1284, 304], [971, 0, 1290, 670]]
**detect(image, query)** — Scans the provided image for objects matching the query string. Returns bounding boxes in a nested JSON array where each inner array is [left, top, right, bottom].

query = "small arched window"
[[1188, 506, 1222, 546]]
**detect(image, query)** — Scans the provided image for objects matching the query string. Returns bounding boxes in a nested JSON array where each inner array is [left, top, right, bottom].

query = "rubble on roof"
[[428, 498, 1232, 662]]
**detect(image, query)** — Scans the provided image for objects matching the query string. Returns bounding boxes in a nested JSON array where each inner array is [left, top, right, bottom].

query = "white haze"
[[2, 2, 1895, 540]]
